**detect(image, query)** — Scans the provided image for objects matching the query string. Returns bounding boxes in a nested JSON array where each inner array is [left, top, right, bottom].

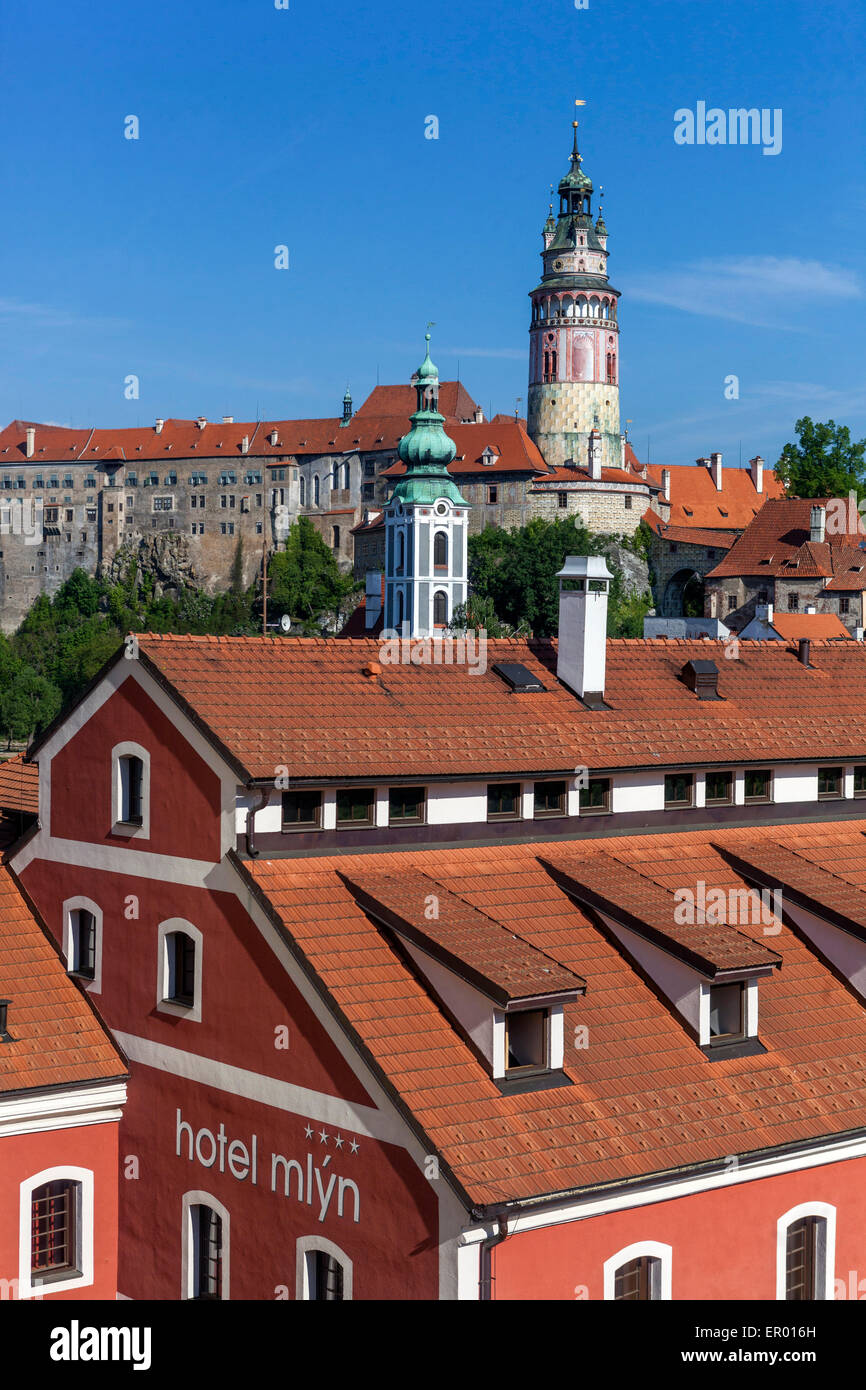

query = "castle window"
[[433, 590, 448, 627], [624, 495, 633, 510], [314, 476, 320, 507], [558, 492, 568, 509], [433, 532, 448, 569], [788, 592, 800, 611], [299, 476, 306, 506], [487, 486, 498, 505], [332, 526, 340, 550]]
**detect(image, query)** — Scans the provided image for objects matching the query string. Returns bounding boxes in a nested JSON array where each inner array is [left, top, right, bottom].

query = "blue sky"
[[1, 0, 864, 469]]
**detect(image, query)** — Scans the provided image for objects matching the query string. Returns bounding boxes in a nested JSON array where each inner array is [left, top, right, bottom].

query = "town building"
[[0, 761, 127, 1302], [705, 498, 866, 634], [13, 564, 866, 1299]]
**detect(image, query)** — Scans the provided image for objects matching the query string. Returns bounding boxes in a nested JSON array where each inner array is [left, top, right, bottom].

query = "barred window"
[[31, 1180, 79, 1279], [191, 1204, 223, 1300]]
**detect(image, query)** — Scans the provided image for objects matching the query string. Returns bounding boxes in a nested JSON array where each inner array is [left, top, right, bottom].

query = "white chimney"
[[241, 435, 250, 454], [474, 407, 484, 424], [588, 428, 602, 482], [750, 455, 764, 494], [556, 555, 612, 701], [269, 430, 279, 447], [806, 605, 816, 615], [25, 427, 35, 458], [810, 504, 826, 544], [709, 452, 723, 491], [662, 468, 671, 502], [155, 418, 164, 434], [222, 416, 234, 424], [365, 571, 383, 630], [196, 416, 207, 430]]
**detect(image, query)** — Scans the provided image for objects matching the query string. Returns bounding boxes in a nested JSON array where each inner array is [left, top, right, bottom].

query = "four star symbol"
[[303, 1122, 359, 1154]]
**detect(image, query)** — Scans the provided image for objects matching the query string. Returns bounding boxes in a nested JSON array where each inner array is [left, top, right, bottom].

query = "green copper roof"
[[390, 335, 468, 509]]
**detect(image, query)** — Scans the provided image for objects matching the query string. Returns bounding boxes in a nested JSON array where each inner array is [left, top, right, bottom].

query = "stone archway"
[[662, 568, 705, 618]]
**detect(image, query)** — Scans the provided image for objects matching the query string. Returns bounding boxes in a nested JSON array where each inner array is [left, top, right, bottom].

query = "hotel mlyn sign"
[[176, 1112, 362, 1225], [17, 572, 866, 1297]]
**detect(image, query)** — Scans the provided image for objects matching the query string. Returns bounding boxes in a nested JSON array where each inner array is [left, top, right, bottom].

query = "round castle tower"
[[527, 121, 623, 473]]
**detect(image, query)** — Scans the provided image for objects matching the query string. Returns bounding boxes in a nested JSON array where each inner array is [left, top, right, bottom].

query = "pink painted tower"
[[527, 120, 623, 473]]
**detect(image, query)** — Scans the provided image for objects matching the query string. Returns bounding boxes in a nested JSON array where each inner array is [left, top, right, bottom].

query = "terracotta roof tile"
[[0, 755, 38, 814]]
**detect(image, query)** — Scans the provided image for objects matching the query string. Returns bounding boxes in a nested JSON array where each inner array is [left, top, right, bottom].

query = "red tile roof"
[[0, 755, 38, 814], [708, 499, 866, 587], [341, 869, 585, 1004], [129, 633, 866, 781], [541, 852, 781, 975], [354, 382, 479, 422], [646, 462, 784, 529], [770, 613, 851, 641], [530, 465, 649, 487], [247, 819, 866, 1205], [0, 863, 126, 1096], [653, 525, 737, 549], [381, 420, 548, 478]]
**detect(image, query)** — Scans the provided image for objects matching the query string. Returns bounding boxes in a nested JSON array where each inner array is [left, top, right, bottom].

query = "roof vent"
[[681, 659, 721, 700], [492, 662, 547, 693], [798, 638, 812, 668], [0, 999, 12, 1042]]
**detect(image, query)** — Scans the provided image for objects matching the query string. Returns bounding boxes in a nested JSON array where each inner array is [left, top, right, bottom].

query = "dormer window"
[[505, 1009, 548, 1075], [708, 982, 745, 1043]]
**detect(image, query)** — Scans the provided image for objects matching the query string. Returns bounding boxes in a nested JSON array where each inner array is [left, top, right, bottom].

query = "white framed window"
[[296, 1235, 353, 1301], [182, 1192, 229, 1300], [699, 977, 759, 1047], [111, 741, 150, 838], [603, 1241, 672, 1300], [19, 1166, 94, 1299], [62, 896, 103, 994], [157, 919, 203, 1022], [776, 1202, 835, 1301]]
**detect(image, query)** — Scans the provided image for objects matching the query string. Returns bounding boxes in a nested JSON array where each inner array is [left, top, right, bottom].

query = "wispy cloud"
[[0, 299, 128, 331], [628, 257, 861, 328]]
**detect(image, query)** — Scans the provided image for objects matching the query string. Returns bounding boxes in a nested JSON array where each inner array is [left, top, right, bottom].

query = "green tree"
[[268, 518, 358, 633], [0, 665, 62, 746], [776, 418, 866, 500]]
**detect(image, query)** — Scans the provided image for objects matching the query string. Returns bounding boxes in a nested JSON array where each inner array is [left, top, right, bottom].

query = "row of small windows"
[[533, 295, 617, 323], [278, 765, 866, 835]]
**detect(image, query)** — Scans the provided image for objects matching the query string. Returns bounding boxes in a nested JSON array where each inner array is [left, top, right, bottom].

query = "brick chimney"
[[810, 504, 826, 544], [25, 427, 35, 458], [709, 452, 723, 491], [750, 455, 764, 494], [556, 555, 612, 702]]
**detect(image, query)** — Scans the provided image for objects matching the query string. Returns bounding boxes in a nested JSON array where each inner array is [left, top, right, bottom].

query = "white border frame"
[[295, 1235, 354, 1301], [603, 1240, 672, 1300], [62, 895, 103, 995], [776, 1201, 835, 1301], [181, 1191, 230, 1301], [19, 1165, 94, 1300], [111, 741, 151, 839], [157, 919, 203, 1022]]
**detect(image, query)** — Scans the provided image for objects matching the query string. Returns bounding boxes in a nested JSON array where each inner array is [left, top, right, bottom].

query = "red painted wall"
[[0, 1122, 120, 1301], [117, 1065, 439, 1300], [49, 673, 223, 863], [21, 860, 374, 1106], [492, 1157, 866, 1300]]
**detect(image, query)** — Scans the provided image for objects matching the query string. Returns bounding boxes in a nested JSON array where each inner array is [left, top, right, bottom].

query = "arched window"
[[590, 296, 600, 317], [314, 475, 320, 507], [777, 1204, 835, 1300], [344, 462, 351, 490], [112, 742, 150, 837], [604, 1242, 672, 1300], [21, 1167, 95, 1298], [562, 295, 574, 317], [68, 907, 96, 981], [157, 919, 203, 1021], [299, 475, 306, 507], [433, 590, 448, 627], [577, 297, 587, 317], [296, 1236, 353, 1301], [433, 531, 448, 570], [183, 1192, 230, 1301]]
